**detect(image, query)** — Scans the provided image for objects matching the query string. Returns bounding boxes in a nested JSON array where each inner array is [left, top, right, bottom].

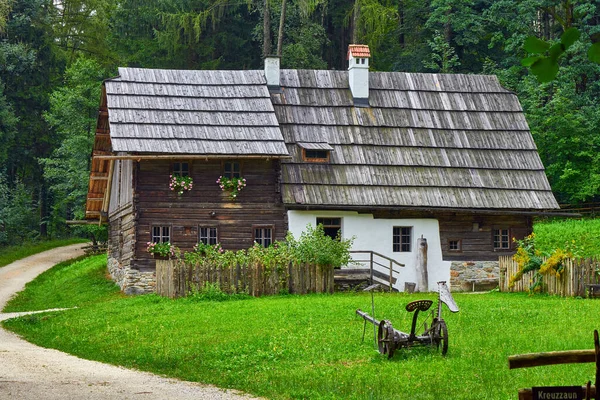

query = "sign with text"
[[532, 386, 584, 400]]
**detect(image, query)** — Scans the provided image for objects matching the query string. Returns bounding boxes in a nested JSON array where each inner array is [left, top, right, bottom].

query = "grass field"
[[0, 238, 89, 268], [3, 255, 599, 400], [534, 218, 600, 257], [2, 255, 121, 312]]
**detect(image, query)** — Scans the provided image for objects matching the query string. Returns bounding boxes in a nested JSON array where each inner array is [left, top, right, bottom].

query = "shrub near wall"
[[156, 225, 354, 298]]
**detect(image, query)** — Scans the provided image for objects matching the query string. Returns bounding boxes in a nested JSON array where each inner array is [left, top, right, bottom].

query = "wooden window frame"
[[493, 228, 511, 250], [253, 225, 274, 247], [392, 226, 412, 252], [199, 226, 218, 245], [151, 225, 171, 244], [172, 161, 191, 177], [302, 148, 330, 163], [222, 160, 242, 179], [316, 217, 342, 240], [448, 239, 462, 252]]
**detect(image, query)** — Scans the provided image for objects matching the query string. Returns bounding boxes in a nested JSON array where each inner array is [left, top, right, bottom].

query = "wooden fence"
[[499, 255, 600, 297], [156, 259, 335, 298]]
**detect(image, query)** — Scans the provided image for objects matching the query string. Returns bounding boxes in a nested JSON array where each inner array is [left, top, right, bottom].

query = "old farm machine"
[[356, 281, 459, 358]]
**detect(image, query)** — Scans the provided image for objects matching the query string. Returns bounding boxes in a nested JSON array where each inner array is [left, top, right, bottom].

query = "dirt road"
[[0, 244, 260, 399]]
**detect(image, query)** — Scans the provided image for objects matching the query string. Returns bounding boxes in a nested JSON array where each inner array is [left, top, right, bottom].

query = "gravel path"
[[0, 244, 260, 399]]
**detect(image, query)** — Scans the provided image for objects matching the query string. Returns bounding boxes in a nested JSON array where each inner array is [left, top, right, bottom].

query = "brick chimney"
[[347, 44, 371, 107], [264, 56, 280, 90]]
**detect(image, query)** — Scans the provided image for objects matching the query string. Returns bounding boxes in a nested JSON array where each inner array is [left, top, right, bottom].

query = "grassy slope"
[[0, 238, 89, 268], [2, 255, 121, 312], [534, 218, 600, 257], [3, 256, 599, 400]]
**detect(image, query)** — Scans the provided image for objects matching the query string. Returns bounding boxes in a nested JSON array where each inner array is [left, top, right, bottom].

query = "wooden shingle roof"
[[272, 70, 559, 210], [104, 67, 289, 157]]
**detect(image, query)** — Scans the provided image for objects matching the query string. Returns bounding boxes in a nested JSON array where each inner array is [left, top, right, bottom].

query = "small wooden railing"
[[349, 250, 404, 291]]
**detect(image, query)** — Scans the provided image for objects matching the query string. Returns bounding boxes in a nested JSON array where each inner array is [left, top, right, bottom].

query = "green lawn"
[[0, 238, 89, 268], [2, 255, 121, 312], [3, 255, 599, 400]]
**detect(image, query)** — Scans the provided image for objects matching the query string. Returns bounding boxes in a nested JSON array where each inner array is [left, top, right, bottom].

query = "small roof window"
[[298, 142, 333, 163]]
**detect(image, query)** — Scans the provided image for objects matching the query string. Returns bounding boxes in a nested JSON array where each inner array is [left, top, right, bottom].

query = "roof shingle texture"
[[272, 69, 559, 210], [102, 66, 559, 210], [105, 68, 289, 157]]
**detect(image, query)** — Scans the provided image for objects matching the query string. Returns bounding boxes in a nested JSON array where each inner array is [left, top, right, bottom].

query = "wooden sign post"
[[508, 330, 600, 400], [416, 236, 428, 292]]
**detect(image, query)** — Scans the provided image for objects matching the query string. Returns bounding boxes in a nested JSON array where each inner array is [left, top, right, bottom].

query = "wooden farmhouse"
[[86, 45, 560, 294]]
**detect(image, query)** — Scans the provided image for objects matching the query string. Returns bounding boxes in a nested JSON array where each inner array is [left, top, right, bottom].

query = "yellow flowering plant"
[[510, 233, 575, 293], [539, 248, 571, 278], [509, 234, 543, 291]]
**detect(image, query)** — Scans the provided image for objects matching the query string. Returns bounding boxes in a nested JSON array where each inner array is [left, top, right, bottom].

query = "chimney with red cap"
[[347, 44, 371, 107]]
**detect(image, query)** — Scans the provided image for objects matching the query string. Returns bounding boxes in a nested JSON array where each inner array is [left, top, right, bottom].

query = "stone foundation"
[[450, 261, 500, 292], [107, 257, 156, 295]]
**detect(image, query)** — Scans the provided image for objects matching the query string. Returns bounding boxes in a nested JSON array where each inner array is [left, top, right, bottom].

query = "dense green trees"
[[0, 0, 598, 246], [41, 58, 107, 236]]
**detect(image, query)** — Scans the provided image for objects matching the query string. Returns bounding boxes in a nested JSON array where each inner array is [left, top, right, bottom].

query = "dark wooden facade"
[[437, 213, 531, 261], [106, 158, 136, 275], [110, 158, 287, 272]]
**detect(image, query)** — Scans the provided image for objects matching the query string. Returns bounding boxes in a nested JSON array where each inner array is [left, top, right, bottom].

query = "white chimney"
[[347, 44, 371, 106], [264, 56, 280, 89]]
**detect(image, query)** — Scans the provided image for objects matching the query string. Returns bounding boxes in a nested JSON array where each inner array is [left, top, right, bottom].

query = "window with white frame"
[[493, 228, 510, 250], [393, 226, 412, 252], [254, 226, 273, 247], [151, 226, 170, 243], [448, 239, 462, 252], [199, 227, 218, 245]]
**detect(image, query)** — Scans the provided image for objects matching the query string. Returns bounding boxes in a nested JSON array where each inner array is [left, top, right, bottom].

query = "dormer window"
[[298, 142, 333, 163], [303, 149, 330, 162]]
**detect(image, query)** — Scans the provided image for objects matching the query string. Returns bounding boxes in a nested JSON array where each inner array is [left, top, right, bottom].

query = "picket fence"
[[499, 255, 600, 297], [155, 259, 335, 298]]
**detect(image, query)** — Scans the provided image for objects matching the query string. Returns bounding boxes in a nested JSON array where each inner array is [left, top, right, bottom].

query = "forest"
[[0, 0, 598, 247]]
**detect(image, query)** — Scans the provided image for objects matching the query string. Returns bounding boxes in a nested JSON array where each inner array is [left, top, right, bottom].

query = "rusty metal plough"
[[356, 281, 459, 358]]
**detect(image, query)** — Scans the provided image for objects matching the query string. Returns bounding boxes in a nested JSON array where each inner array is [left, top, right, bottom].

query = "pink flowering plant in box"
[[185, 242, 229, 266], [146, 241, 177, 258], [193, 242, 224, 255], [169, 174, 193, 196], [216, 176, 247, 200]]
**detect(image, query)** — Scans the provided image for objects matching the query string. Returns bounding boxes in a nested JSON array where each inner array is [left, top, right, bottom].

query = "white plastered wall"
[[287, 210, 451, 292]]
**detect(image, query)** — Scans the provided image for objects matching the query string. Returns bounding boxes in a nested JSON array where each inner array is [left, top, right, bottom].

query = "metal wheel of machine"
[[433, 320, 449, 356], [377, 320, 396, 359]]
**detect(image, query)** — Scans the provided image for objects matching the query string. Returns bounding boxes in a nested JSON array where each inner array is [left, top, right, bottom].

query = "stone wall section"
[[450, 260, 500, 292], [107, 256, 156, 295]]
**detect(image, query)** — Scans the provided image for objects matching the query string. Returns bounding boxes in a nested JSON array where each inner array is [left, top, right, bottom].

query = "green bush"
[[182, 224, 354, 270]]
